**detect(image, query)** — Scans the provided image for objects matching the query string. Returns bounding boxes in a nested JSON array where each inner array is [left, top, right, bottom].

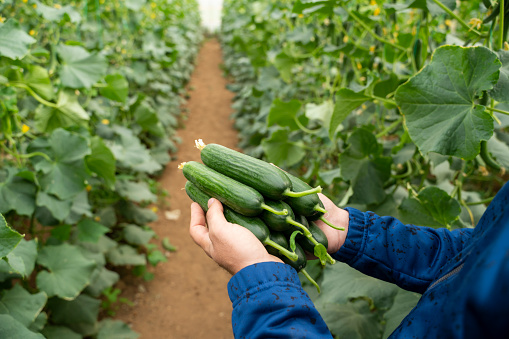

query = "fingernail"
[[208, 198, 215, 207]]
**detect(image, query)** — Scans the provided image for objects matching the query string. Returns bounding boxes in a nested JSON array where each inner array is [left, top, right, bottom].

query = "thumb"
[[206, 198, 227, 231]]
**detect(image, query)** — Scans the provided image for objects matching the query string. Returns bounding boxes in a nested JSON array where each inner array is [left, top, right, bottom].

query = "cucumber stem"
[[261, 203, 288, 215], [319, 216, 345, 231], [286, 218, 336, 265], [264, 238, 298, 261], [314, 205, 327, 214], [283, 186, 322, 198], [301, 268, 321, 293]]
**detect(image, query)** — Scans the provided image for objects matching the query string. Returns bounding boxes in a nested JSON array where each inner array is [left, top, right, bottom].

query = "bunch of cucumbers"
[[179, 140, 344, 292]]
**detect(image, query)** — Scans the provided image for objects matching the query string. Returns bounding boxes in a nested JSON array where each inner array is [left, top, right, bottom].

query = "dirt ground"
[[115, 39, 237, 339]]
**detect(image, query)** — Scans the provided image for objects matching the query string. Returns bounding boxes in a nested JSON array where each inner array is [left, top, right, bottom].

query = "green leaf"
[[125, 0, 147, 11], [34, 1, 81, 23], [330, 88, 369, 139], [0, 284, 47, 327], [36, 191, 72, 221], [57, 44, 108, 89], [77, 219, 109, 243], [4, 239, 37, 277], [85, 267, 119, 298], [41, 325, 82, 339], [123, 224, 155, 246], [147, 250, 167, 266], [0, 19, 36, 59], [31, 128, 91, 200], [46, 294, 100, 336], [121, 202, 158, 224], [490, 50, 509, 103], [313, 243, 328, 266], [273, 52, 294, 83], [66, 191, 93, 224], [86, 136, 116, 189], [24, 65, 55, 101], [36, 243, 96, 300], [97, 319, 139, 339], [0, 167, 37, 217], [116, 180, 157, 203], [133, 100, 165, 137], [29, 311, 47, 332], [106, 244, 146, 266], [267, 98, 302, 130], [382, 289, 421, 339], [34, 90, 89, 132], [318, 300, 383, 339], [0, 213, 23, 258], [395, 46, 501, 159], [100, 74, 129, 103], [399, 186, 461, 227], [305, 101, 334, 129], [261, 128, 306, 167], [487, 135, 509, 169], [0, 314, 45, 339]]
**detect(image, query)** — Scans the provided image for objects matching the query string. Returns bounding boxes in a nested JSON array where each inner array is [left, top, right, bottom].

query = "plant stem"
[[264, 238, 298, 261], [294, 116, 321, 135], [10, 83, 59, 108], [465, 197, 494, 205], [301, 269, 321, 293], [261, 203, 288, 215], [484, 105, 509, 115], [284, 186, 322, 198], [431, 0, 482, 36], [371, 95, 397, 106], [19, 152, 52, 162], [376, 117, 404, 138], [346, 9, 407, 51], [286, 218, 336, 264], [501, 0, 506, 50]]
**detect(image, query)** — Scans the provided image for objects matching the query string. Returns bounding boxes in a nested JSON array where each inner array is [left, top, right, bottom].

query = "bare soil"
[[115, 39, 236, 339]]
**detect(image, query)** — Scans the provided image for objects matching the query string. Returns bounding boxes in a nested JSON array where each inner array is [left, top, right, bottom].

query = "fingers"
[[189, 202, 211, 252], [205, 198, 227, 231]]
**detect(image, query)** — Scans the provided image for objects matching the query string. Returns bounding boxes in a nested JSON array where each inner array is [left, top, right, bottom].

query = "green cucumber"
[[197, 142, 322, 200], [265, 232, 289, 257], [285, 172, 344, 231], [180, 161, 287, 217], [297, 218, 329, 254], [185, 181, 297, 261], [282, 242, 307, 272]]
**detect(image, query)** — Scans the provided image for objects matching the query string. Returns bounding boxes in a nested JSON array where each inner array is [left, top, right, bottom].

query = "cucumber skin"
[[297, 218, 329, 254], [201, 144, 292, 200], [266, 232, 289, 257], [282, 242, 307, 272], [185, 181, 270, 242], [261, 200, 295, 232], [285, 172, 323, 219], [183, 161, 264, 216]]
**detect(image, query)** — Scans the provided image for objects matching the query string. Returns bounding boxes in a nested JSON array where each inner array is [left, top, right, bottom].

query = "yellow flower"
[[370, 0, 376, 5], [469, 18, 482, 30], [505, 42, 509, 51], [151, 2, 156, 8], [0, 17, 5, 23], [21, 124, 30, 133], [343, 35, 349, 43], [150, 13, 156, 19], [394, 32, 399, 38], [151, 206, 159, 213], [54, 4, 61, 9], [356, 62, 362, 70], [32, 3, 37, 8], [374, 7, 381, 16], [445, 19, 452, 27], [412, 26, 417, 36], [86, 184, 92, 192], [101, 119, 110, 125], [94, 216, 101, 222], [438, 24, 445, 30], [298, 14, 304, 18], [361, 104, 367, 110], [121, 48, 127, 54], [369, 45, 376, 53], [23, 0, 28, 3]]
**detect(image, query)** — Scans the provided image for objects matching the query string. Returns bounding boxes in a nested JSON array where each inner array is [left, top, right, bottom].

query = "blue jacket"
[[227, 182, 509, 338]]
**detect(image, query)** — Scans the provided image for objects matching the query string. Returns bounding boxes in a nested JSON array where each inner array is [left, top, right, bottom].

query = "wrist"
[[228, 255, 284, 275]]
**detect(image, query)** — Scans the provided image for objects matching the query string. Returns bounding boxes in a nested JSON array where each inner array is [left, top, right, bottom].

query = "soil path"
[[115, 39, 236, 339]]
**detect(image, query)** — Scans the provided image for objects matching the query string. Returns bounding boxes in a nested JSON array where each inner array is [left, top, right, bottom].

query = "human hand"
[[312, 193, 349, 254], [189, 198, 283, 275]]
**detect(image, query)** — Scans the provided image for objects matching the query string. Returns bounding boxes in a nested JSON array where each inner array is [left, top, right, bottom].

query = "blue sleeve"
[[227, 262, 333, 339], [334, 207, 474, 293]]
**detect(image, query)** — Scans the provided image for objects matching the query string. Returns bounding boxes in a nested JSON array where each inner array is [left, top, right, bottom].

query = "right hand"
[[312, 193, 349, 254]]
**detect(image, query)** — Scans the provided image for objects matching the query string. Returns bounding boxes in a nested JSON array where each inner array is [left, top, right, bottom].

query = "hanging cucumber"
[[284, 172, 344, 231], [261, 200, 335, 265], [180, 161, 287, 217], [196, 140, 322, 200], [184, 181, 298, 261]]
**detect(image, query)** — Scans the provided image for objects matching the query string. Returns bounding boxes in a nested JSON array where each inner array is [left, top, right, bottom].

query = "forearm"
[[228, 262, 333, 338], [334, 208, 473, 293]]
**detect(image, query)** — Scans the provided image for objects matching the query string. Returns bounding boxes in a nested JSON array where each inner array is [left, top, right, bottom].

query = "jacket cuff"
[[227, 262, 301, 304], [333, 207, 366, 264]]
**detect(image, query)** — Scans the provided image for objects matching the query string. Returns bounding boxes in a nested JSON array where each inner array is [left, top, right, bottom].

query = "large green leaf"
[[34, 90, 89, 132], [24, 65, 55, 101], [115, 180, 157, 203], [399, 186, 461, 227], [382, 289, 421, 338], [34, 0, 81, 23], [305, 100, 333, 130], [106, 244, 146, 266], [0, 19, 36, 59], [0, 167, 37, 217], [100, 74, 129, 103], [41, 325, 82, 339], [36, 191, 72, 221], [123, 224, 155, 246], [261, 128, 306, 167], [133, 100, 165, 137], [0, 284, 47, 327], [77, 219, 109, 243], [0, 214, 23, 258], [46, 294, 100, 336], [395, 46, 501, 159], [36, 243, 96, 300], [85, 267, 119, 298], [86, 136, 116, 189], [97, 319, 139, 339], [3, 239, 38, 277], [0, 314, 45, 339], [490, 50, 509, 103], [273, 52, 294, 83], [267, 98, 302, 130], [31, 128, 91, 200], [57, 44, 108, 89], [330, 88, 369, 139]]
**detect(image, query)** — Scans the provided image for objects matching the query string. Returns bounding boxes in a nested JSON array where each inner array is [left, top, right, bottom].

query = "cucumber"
[[265, 232, 289, 257], [185, 181, 297, 261], [282, 242, 307, 272], [284, 172, 344, 231], [297, 218, 329, 254], [180, 161, 287, 217], [197, 141, 322, 200]]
